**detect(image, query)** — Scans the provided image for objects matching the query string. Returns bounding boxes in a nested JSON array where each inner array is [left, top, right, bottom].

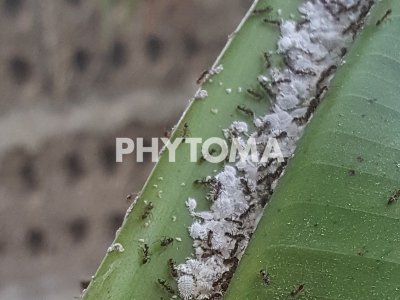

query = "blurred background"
[[0, 0, 252, 299]]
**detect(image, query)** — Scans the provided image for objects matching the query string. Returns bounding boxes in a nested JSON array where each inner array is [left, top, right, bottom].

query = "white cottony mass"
[[176, 0, 375, 299]]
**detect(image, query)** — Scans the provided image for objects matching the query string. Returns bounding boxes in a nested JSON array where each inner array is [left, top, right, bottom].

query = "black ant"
[[181, 123, 190, 142], [257, 159, 287, 185], [319, 0, 339, 20], [212, 276, 224, 288], [126, 191, 140, 203], [348, 169, 356, 176], [260, 193, 271, 207], [221, 281, 229, 292], [294, 68, 316, 76], [339, 47, 347, 58], [196, 70, 210, 85], [337, 0, 361, 15], [388, 190, 400, 205], [271, 78, 291, 86], [229, 238, 243, 257], [141, 243, 150, 264], [224, 217, 243, 227], [219, 257, 239, 290], [273, 159, 288, 179], [293, 86, 327, 125], [283, 55, 295, 73], [240, 178, 252, 195], [247, 88, 263, 100], [361, 1, 375, 21], [303, 98, 320, 122], [201, 249, 221, 258], [208, 292, 223, 300], [223, 257, 239, 265], [376, 9, 392, 26], [209, 181, 223, 201], [290, 283, 305, 297], [160, 237, 174, 247], [257, 172, 274, 185], [168, 258, 178, 278], [237, 105, 255, 119], [343, 1, 374, 37], [141, 202, 154, 220], [343, 19, 362, 37], [260, 269, 271, 285], [163, 126, 173, 138], [239, 204, 256, 220], [263, 52, 272, 68], [207, 230, 213, 248], [357, 245, 368, 256], [194, 176, 217, 186], [275, 131, 288, 139], [157, 279, 176, 295], [252, 6, 273, 15], [223, 258, 239, 282], [225, 232, 245, 241], [231, 256, 239, 271], [296, 18, 310, 31], [316, 65, 337, 91], [221, 269, 234, 283], [214, 258, 238, 289], [263, 18, 281, 26], [258, 158, 275, 171], [256, 120, 271, 136], [258, 77, 275, 98], [198, 148, 217, 163]]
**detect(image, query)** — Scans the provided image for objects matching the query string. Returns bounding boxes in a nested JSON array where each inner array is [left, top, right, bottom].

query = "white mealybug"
[[190, 222, 208, 239], [178, 275, 196, 300], [194, 89, 208, 100], [186, 198, 197, 213], [231, 121, 248, 134], [186, 259, 203, 276], [107, 243, 125, 253], [210, 64, 223, 75]]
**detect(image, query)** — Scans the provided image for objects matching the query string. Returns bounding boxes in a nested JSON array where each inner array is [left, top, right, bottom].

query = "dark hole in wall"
[[109, 41, 127, 68], [9, 56, 32, 84], [63, 152, 85, 182], [67, 217, 89, 243], [20, 158, 38, 190], [107, 212, 124, 237], [145, 35, 163, 62], [41, 75, 54, 95], [100, 143, 117, 173], [3, 0, 23, 16], [183, 34, 200, 58], [26, 228, 46, 255], [73, 48, 91, 72]]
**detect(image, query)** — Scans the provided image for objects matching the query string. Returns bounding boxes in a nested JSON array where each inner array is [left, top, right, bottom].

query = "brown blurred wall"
[[0, 0, 251, 299]]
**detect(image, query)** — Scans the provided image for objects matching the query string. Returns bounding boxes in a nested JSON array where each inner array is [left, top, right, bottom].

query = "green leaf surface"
[[225, 1, 400, 299], [82, 1, 302, 299]]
